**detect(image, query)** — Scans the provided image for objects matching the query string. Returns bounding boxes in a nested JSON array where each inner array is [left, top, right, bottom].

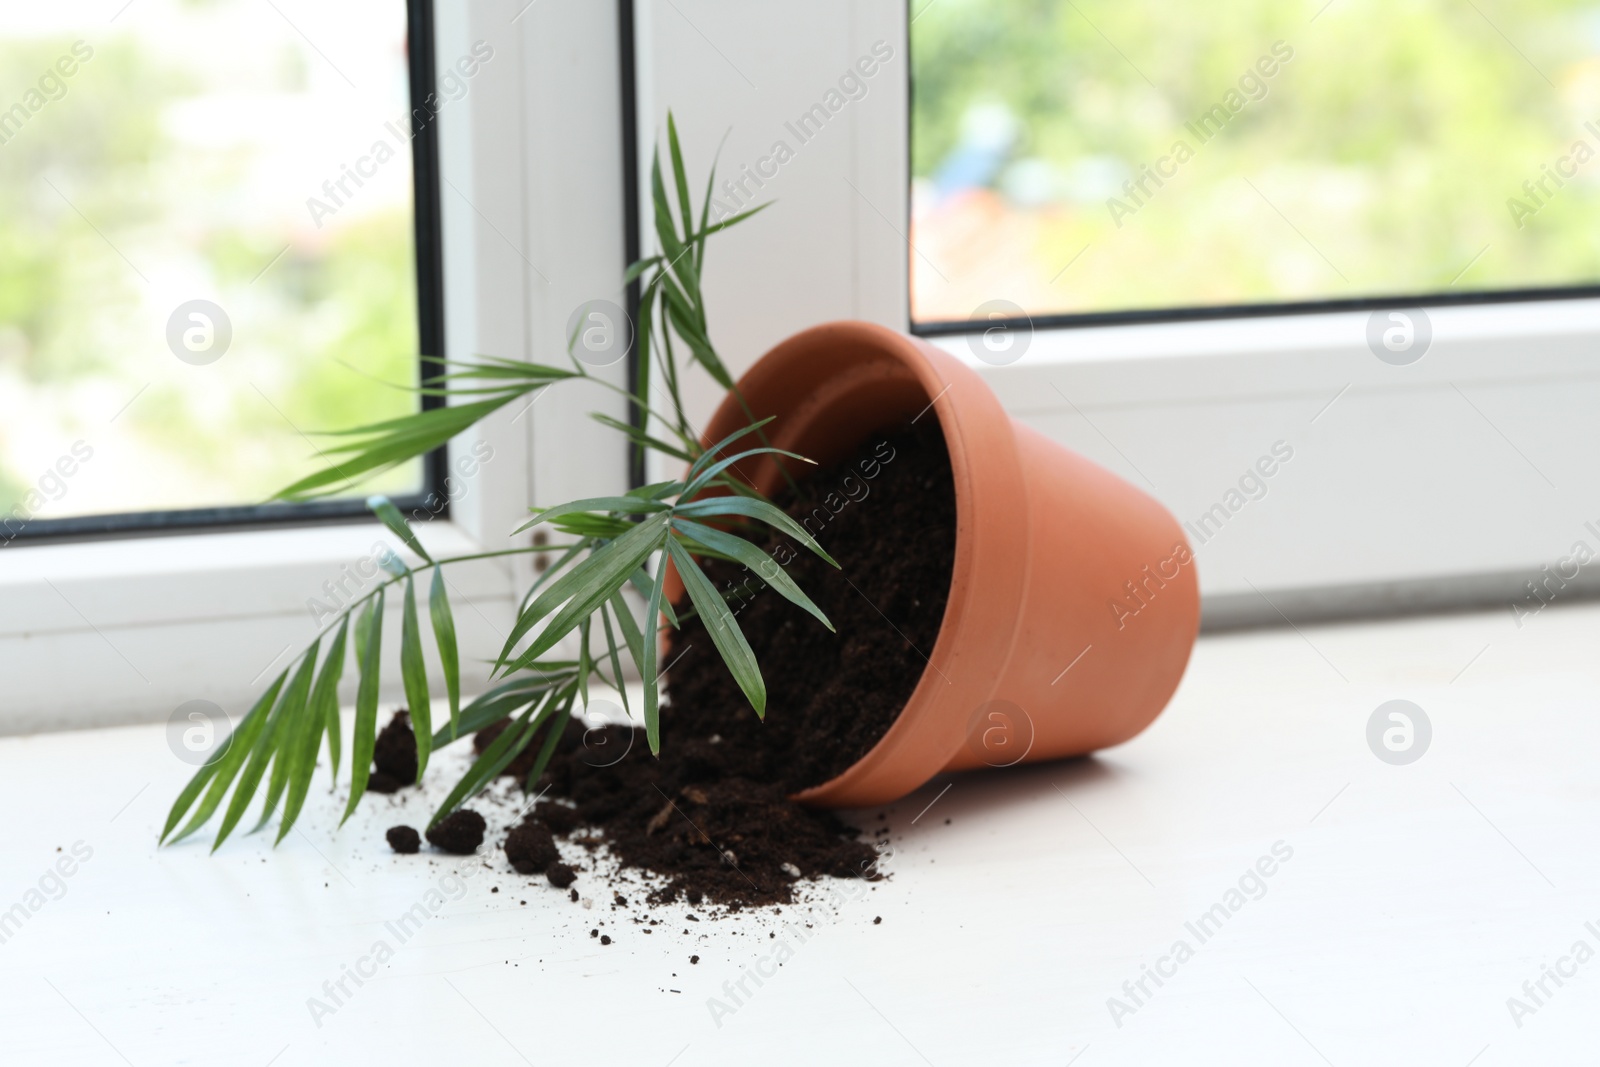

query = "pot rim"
[[681, 321, 1031, 808]]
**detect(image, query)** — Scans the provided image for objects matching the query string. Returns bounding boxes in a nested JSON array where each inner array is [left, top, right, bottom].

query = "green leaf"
[[667, 113, 696, 241], [341, 590, 385, 825], [651, 151, 689, 275], [548, 513, 643, 540], [675, 494, 839, 566], [429, 566, 461, 741], [624, 254, 663, 283], [377, 548, 409, 580], [505, 537, 602, 649], [165, 670, 288, 845], [589, 413, 694, 463], [640, 555, 670, 754], [251, 638, 324, 835], [667, 538, 765, 718], [657, 270, 705, 340], [693, 127, 730, 271], [496, 514, 671, 677], [418, 353, 578, 384], [577, 617, 592, 708], [634, 284, 655, 453], [656, 299, 686, 424], [278, 617, 348, 844], [629, 566, 678, 629], [672, 518, 833, 631], [664, 297, 733, 391], [368, 495, 431, 564], [692, 201, 772, 240], [520, 540, 589, 615], [632, 479, 681, 500], [428, 674, 562, 748], [400, 577, 432, 781], [275, 397, 517, 501], [159, 693, 244, 842], [685, 416, 778, 484], [523, 699, 572, 792], [684, 445, 813, 500], [513, 495, 669, 535], [354, 596, 373, 659], [608, 589, 646, 673], [248, 726, 294, 837], [325, 670, 343, 787], [215, 646, 317, 849], [414, 360, 579, 395], [598, 601, 631, 717]]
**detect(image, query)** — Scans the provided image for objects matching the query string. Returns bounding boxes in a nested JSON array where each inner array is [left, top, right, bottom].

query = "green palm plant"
[[161, 116, 837, 850]]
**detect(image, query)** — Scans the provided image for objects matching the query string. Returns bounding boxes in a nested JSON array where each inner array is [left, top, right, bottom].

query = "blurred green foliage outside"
[[0, 13, 417, 522], [911, 0, 1600, 321]]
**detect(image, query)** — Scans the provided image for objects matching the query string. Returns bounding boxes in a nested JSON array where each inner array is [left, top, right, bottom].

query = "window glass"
[[911, 0, 1600, 323], [0, 1, 419, 529]]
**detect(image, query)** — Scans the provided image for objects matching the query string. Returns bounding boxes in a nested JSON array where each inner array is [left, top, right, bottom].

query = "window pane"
[[910, 0, 1600, 322], [0, 1, 419, 526]]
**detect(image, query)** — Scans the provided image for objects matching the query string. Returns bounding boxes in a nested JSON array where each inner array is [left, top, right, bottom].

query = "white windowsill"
[[0, 518, 505, 633], [0, 520, 506, 634], [0, 519, 519, 736], [1, 598, 1594, 1061]]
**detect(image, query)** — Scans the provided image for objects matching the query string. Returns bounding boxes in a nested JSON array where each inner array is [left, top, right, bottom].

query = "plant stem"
[[304, 544, 550, 647]]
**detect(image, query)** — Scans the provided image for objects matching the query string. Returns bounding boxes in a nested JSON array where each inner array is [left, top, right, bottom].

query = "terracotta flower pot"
[[671, 320, 1200, 809]]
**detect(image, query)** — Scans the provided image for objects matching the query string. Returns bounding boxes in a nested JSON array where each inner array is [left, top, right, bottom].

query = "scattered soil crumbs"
[[463, 422, 955, 910], [386, 825, 420, 854], [426, 809, 485, 855], [505, 820, 560, 874], [367, 711, 418, 793]]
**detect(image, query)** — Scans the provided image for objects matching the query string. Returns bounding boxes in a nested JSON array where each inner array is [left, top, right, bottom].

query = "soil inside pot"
[[662, 416, 957, 792], [472, 419, 957, 909]]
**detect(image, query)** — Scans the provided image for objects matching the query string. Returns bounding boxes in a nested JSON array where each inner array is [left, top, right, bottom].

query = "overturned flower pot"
[[670, 320, 1201, 809]]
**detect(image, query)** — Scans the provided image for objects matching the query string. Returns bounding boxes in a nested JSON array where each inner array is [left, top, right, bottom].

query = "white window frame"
[[0, 0, 633, 732], [7, 0, 1597, 731], [636, 0, 1600, 630]]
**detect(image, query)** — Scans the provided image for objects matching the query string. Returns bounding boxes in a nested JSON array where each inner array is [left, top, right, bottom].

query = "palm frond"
[[164, 112, 841, 847]]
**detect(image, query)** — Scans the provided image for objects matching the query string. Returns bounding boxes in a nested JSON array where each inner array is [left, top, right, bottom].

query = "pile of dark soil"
[[385, 825, 420, 853], [426, 809, 485, 854], [367, 712, 417, 793], [397, 421, 957, 910]]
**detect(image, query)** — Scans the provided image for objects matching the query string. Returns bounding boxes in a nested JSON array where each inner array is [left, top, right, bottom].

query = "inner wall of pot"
[[734, 358, 939, 497]]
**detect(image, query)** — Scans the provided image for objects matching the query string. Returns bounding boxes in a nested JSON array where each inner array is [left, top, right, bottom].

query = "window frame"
[[632, 0, 1600, 631], [11, 0, 1600, 733], [911, 282, 1600, 336], [0, 0, 635, 732]]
